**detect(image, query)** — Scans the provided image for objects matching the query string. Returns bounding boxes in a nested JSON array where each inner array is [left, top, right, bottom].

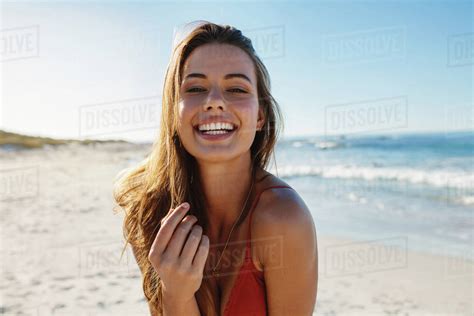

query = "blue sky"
[[1, 1, 472, 142]]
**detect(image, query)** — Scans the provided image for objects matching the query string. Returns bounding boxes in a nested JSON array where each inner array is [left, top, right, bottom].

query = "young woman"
[[114, 21, 318, 316]]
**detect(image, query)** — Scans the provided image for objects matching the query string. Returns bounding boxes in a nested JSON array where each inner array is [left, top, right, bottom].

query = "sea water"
[[270, 131, 473, 260]]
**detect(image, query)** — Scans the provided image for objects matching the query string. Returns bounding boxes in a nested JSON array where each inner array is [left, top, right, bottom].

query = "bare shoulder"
[[253, 174, 312, 227], [250, 174, 317, 269], [251, 175, 318, 315]]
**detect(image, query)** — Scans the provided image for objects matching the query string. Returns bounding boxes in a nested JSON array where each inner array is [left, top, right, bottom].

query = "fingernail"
[[182, 202, 189, 209]]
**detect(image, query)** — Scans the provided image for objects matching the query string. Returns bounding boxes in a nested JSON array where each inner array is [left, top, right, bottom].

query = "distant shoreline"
[[0, 129, 130, 150], [1, 129, 472, 150]]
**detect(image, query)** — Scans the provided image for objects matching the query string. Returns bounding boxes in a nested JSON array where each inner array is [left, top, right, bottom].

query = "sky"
[[1, 0, 472, 142]]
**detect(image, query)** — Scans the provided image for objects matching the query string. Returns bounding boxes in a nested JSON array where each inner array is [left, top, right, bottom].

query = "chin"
[[194, 151, 237, 163]]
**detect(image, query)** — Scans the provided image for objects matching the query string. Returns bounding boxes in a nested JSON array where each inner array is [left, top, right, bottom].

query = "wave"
[[288, 140, 344, 150], [458, 196, 474, 206], [315, 141, 341, 150], [273, 164, 474, 190], [283, 132, 474, 152]]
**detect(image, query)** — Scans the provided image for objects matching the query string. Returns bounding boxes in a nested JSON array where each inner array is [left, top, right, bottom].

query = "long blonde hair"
[[113, 21, 284, 315]]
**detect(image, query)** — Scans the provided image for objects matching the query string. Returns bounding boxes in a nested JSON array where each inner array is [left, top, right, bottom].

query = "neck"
[[197, 153, 254, 241]]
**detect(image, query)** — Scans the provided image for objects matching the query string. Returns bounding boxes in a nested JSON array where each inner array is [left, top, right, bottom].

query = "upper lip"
[[193, 119, 238, 129]]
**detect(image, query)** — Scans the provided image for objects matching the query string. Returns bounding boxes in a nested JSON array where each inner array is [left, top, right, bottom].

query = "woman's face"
[[177, 43, 264, 163]]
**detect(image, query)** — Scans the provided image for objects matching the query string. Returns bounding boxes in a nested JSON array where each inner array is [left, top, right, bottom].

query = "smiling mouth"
[[192, 124, 240, 142], [194, 126, 237, 135]]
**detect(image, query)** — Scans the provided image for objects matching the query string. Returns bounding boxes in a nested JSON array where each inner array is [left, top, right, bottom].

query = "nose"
[[203, 88, 226, 111]]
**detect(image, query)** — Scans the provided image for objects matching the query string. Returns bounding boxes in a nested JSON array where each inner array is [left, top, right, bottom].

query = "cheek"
[[176, 108, 193, 151], [177, 101, 194, 135], [177, 101, 186, 120], [238, 101, 259, 131]]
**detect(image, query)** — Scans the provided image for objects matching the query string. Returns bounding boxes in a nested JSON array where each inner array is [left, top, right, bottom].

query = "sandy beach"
[[1, 142, 472, 315], [317, 236, 473, 315]]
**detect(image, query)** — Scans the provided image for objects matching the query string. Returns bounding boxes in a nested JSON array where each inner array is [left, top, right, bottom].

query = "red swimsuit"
[[223, 185, 293, 316]]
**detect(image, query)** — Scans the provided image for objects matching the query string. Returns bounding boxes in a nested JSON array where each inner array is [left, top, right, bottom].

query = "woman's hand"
[[148, 202, 209, 302]]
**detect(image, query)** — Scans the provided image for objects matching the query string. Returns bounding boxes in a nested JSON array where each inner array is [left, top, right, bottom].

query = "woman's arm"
[[255, 189, 318, 315], [162, 291, 201, 316]]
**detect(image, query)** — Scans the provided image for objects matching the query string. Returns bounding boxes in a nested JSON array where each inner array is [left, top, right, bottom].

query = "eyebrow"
[[184, 73, 252, 83]]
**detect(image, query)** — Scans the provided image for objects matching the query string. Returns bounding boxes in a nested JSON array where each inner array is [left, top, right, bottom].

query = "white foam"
[[272, 164, 474, 190], [458, 196, 474, 205], [315, 141, 340, 150]]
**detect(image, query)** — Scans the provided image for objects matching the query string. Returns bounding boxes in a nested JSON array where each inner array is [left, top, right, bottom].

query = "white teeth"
[[198, 122, 235, 131], [203, 130, 229, 135]]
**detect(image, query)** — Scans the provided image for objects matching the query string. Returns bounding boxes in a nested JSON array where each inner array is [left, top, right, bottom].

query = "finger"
[[160, 208, 173, 225], [192, 235, 210, 273], [180, 225, 203, 266], [164, 215, 198, 258], [160, 202, 186, 225], [151, 202, 190, 256], [160, 207, 179, 229]]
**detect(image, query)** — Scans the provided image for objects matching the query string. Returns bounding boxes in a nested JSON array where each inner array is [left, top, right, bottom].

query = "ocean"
[[271, 131, 473, 259]]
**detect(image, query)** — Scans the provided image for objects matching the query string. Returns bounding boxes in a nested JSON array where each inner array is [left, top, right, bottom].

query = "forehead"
[[182, 43, 256, 81]]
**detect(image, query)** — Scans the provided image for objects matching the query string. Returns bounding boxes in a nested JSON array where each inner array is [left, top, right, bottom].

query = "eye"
[[228, 88, 247, 93], [186, 87, 206, 93]]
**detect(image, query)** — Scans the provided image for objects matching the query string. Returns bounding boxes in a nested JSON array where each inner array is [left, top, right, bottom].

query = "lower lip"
[[195, 128, 236, 141]]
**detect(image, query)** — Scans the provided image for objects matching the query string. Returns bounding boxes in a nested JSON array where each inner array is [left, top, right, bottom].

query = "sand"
[[0, 142, 472, 315], [317, 236, 473, 315]]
